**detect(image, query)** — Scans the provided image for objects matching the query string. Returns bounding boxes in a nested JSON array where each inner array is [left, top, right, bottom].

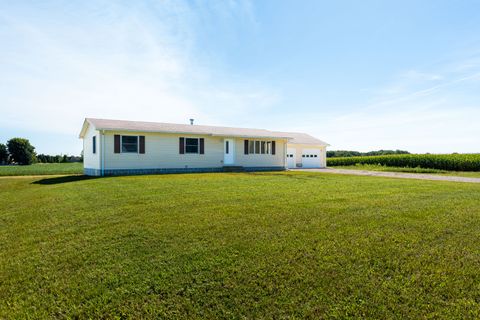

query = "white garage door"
[[301, 148, 321, 168], [286, 148, 296, 168]]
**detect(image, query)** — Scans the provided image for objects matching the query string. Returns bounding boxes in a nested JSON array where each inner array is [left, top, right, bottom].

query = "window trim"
[[121, 135, 139, 154], [184, 137, 200, 154], [247, 140, 273, 155]]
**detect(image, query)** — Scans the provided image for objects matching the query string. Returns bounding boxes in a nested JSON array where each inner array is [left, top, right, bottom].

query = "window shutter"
[[244, 140, 249, 155], [139, 136, 145, 154], [92, 136, 96, 154], [114, 135, 120, 153], [179, 137, 185, 154], [271, 141, 276, 155], [199, 138, 205, 154]]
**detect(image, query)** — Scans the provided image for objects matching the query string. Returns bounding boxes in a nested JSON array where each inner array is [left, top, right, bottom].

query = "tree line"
[[326, 149, 410, 158], [0, 138, 82, 165]]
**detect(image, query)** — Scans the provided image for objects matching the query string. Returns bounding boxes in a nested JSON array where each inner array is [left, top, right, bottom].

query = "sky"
[[1, 0, 480, 155]]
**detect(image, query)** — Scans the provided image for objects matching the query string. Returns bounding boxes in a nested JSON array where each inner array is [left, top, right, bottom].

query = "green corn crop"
[[327, 154, 480, 171]]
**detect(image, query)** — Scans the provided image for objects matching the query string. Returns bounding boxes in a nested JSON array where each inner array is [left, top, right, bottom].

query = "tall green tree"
[[0, 143, 8, 164], [7, 138, 36, 165]]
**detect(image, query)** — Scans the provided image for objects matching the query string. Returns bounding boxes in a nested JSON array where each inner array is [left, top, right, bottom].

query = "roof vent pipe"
[[190, 119, 194, 125]]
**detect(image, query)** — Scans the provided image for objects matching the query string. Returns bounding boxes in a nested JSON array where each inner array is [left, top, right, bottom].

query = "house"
[[79, 118, 329, 176]]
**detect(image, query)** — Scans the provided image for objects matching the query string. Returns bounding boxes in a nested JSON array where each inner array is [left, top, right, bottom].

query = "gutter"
[[94, 128, 293, 140]]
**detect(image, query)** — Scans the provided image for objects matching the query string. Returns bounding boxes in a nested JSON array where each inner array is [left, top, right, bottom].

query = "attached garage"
[[281, 132, 329, 169]]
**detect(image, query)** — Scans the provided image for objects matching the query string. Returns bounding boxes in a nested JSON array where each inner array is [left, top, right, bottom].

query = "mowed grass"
[[0, 163, 83, 176], [1, 172, 480, 319], [334, 163, 480, 178]]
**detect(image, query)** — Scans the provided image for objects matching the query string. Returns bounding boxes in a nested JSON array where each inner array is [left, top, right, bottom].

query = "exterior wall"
[[83, 124, 100, 170], [234, 138, 287, 168], [81, 127, 288, 176], [286, 144, 327, 168], [101, 132, 286, 171], [103, 131, 224, 169]]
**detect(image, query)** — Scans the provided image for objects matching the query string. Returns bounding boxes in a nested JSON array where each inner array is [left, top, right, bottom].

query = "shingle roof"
[[273, 131, 329, 146], [81, 118, 329, 146]]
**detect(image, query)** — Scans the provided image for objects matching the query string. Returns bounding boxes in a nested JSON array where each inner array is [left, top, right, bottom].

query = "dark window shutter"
[[92, 136, 96, 154], [114, 135, 120, 153], [179, 137, 185, 154], [139, 136, 145, 154], [244, 140, 249, 154], [272, 141, 276, 155], [199, 138, 204, 154]]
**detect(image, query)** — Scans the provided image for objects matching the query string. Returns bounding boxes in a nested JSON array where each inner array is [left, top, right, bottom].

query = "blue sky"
[[1, 0, 479, 155]]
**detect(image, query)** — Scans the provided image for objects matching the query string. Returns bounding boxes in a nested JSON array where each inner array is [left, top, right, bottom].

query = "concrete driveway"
[[291, 168, 480, 184]]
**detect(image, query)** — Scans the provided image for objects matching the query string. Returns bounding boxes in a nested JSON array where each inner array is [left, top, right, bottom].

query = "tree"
[[7, 138, 36, 165], [0, 143, 8, 164]]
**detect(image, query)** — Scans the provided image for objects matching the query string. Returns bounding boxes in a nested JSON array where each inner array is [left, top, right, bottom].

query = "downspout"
[[101, 130, 105, 177], [284, 139, 287, 170]]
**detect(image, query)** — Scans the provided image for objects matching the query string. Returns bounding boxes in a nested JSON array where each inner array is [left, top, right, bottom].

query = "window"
[[92, 136, 96, 154], [249, 140, 255, 154], [122, 136, 138, 153], [185, 138, 199, 153], [247, 140, 273, 155], [261, 141, 266, 154]]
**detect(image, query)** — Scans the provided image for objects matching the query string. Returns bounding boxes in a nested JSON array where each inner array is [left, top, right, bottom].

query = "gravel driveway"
[[292, 168, 480, 184]]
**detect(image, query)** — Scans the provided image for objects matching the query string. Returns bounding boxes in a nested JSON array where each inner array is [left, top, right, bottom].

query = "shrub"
[[7, 138, 36, 165]]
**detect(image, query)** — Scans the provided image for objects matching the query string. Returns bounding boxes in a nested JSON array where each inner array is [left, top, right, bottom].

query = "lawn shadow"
[[32, 175, 101, 185]]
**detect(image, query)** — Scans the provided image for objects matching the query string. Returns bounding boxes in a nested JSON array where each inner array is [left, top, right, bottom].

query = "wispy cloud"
[[272, 52, 480, 153], [1, 1, 479, 154], [0, 1, 276, 141]]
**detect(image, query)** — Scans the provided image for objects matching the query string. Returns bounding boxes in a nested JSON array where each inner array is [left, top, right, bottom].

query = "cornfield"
[[327, 154, 480, 171]]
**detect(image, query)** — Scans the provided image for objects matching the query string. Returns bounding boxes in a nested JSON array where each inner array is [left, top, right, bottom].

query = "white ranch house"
[[79, 118, 329, 176]]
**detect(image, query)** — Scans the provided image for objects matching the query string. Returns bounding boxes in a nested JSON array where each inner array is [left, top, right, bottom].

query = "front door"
[[224, 139, 235, 165], [287, 148, 296, 168]]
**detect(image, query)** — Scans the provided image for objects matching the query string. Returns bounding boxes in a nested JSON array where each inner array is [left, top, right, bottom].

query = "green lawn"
[[334, 163, 480, 178], [1, 172, 480, 318], [0, 163, 83, 176]]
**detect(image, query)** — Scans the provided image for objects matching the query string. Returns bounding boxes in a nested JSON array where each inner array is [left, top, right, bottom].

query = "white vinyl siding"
[[101, 132, 287, 170], [103, 132, 223, 169], [83, 124, 100, 169]]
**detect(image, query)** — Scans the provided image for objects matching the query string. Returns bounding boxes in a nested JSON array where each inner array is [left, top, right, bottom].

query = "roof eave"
[[94, 128, 291, 140], [288, 142, 330, 147]]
